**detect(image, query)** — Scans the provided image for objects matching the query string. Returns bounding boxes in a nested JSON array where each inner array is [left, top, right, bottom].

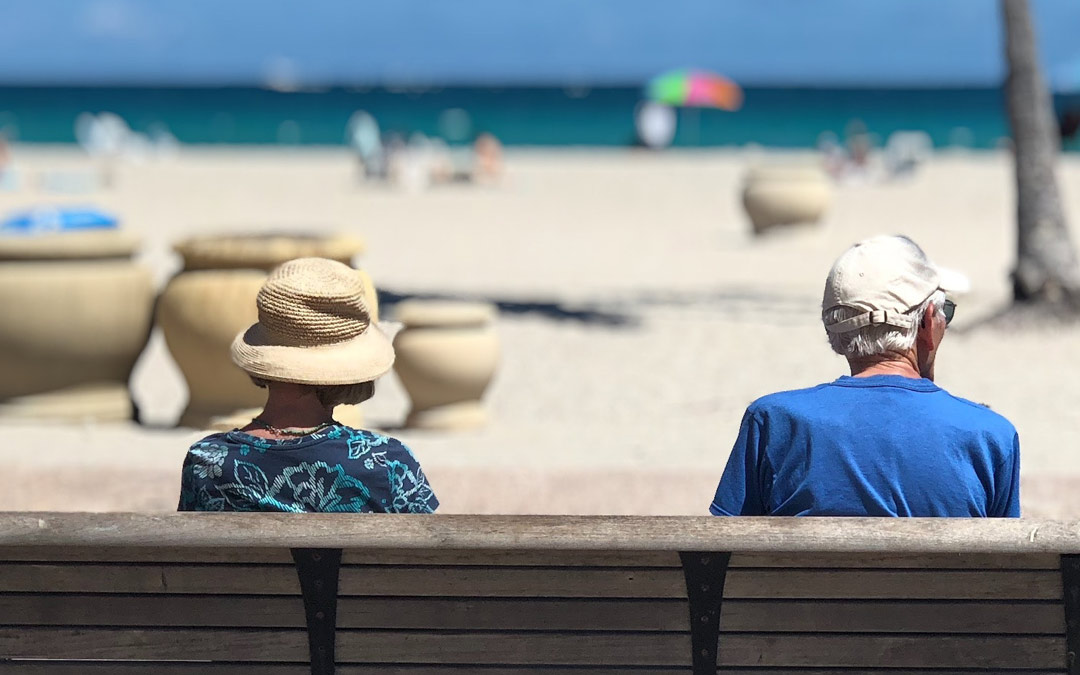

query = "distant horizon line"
[[0, 79, 1021, 92]]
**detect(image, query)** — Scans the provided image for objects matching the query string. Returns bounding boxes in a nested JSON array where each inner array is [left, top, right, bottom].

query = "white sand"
[[1, 146, 1079, 516]]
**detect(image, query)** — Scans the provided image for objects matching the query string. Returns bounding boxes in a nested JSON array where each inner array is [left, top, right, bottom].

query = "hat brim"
[[936, 265, 971, 296], [230, 322, 395, 385]]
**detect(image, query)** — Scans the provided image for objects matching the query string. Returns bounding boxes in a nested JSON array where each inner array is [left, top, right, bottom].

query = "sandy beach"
[[1, 146, 1079, 516]]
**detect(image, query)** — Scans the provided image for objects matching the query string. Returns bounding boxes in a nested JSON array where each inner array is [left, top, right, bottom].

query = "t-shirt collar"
[[832, 374, 940, 392]]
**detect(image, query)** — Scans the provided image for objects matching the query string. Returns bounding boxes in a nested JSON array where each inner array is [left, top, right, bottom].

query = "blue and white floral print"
[[347, 431, 390, 461], [178, 426, 438, 514], [188, 443, 228, 479]]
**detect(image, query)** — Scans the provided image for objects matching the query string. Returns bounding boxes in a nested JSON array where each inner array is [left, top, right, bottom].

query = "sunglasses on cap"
[[942, 299, 956, 326]]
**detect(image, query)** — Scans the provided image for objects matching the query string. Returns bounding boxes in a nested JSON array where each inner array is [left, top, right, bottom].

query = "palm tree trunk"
[[1002, 0, 1080, 304]]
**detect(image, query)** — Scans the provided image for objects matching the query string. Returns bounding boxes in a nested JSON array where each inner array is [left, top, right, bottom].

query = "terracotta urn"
[[157, 233, 374, 430], [742, 165, 832, 234], [392, 300, 498, 430], [0, 230, 154, 422]]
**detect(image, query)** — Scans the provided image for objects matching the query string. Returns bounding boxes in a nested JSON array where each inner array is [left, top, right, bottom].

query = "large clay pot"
[[392, 300, 498, 431], [0, 230, 154, 422], [742, 165, 831, 234], [157, 233, 375, 430]]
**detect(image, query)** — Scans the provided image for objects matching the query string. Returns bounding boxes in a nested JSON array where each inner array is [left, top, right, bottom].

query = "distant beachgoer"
[[883, 131, 932, 179], [474, 132, 503, 182], [710, 235, 1020, 517], [383, 132, 408, 185], [843, 119, 873, 177], [178, 257, 438, 513], [0, 133, 10, 185], [347, 111, 387, 180]]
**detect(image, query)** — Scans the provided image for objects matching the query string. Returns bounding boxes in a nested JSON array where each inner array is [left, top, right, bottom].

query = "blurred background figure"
[[844, 119, 874, 177], [0, 132, 11, 190], [883, 131, 934, 179], [635, 101, 677, 149], [74, 112, 131, 188], [346, 110, 386, 181], [473, 133, 502, 184], [817, 131, 846, 179]]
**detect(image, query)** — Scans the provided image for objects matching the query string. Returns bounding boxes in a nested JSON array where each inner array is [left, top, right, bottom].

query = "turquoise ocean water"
[[0, 86, 1075, 149]]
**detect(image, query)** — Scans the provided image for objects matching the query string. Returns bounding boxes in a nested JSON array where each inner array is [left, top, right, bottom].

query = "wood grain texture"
[[717, 634, 1065, 669], [0, 595, 691, 631], [334, 632, 691, 665], [729, 551, 1062, 569], [720, 600, 1065, 633], [9, 631, 1041, 668], [0, 666, 709, 675], [0, 628, 691, 666], [0, 594, 1062, 634], [338, 567, 688, 598], [0, 564, 301, 594], [723, 569, 1062, 600], [0, 667, 1066, 675], [0, 564, 1059, 600], [0, 564, 686, 597], [0, 547, 681, 567], [0, 513, 1077, 553], [5, 546, 1058, 569], [0, 628, 310, 661]]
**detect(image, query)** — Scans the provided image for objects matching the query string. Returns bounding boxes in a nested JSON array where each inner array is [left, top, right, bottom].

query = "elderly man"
[[710, 235, 1020, 517]]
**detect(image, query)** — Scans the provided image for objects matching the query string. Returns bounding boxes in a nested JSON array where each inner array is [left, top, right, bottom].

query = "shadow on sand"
[[377, 287, 820, 329], [377, 289, 636, 327]]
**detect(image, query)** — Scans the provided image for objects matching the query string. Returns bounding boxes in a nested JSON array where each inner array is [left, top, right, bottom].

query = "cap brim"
[[936, 265, 971, 296], [230, 322, 395, 385]]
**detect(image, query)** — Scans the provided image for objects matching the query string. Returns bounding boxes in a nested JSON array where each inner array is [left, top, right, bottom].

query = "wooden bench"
[[0, 513, 1077, 674]]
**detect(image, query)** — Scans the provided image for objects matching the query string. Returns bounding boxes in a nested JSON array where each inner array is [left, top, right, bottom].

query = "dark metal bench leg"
[[1063, 554, 1080, 675], [293, 548, 343, 675], [680, 551, 731, 675]]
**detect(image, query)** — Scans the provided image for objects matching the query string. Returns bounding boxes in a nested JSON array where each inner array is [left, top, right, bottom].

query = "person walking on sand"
[[178, 257, 438, 513], [710, 235, 1019, 517]]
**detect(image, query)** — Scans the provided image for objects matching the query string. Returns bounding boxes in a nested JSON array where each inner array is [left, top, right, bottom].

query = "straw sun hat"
[[230, 257, 394, 385]]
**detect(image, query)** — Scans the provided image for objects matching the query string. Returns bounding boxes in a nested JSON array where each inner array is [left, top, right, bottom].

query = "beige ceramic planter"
[[158, 234, 375, 430], [392, 300, 498, 431], [742, 165, 831, 234], [0, 231, 154, 422], [175, 233, 365, 271]]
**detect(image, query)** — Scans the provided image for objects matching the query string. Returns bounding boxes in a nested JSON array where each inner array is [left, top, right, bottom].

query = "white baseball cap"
[[822, 235, 969, 334]]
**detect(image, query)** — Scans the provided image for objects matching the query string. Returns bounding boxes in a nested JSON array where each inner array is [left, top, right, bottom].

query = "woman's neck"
[[240, 383, 335, 438]]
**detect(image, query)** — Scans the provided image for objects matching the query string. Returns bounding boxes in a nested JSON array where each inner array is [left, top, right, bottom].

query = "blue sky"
[[1, 0, 1079, 87]]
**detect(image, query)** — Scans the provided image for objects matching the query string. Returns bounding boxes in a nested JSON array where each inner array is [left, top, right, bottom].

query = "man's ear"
[[915, 312, 934, 350]]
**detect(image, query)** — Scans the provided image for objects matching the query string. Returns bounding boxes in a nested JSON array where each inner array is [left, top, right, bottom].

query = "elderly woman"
[[178, 257, 437, 513]]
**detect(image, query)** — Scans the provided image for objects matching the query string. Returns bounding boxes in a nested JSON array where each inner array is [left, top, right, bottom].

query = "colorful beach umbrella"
[[646, 69, 743, 111]]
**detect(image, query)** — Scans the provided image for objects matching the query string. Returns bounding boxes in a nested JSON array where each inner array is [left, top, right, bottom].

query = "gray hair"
[[824, 290, 945, 359]]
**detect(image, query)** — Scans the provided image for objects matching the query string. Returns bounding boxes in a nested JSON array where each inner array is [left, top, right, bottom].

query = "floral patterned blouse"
[[177, 425, 438, 513]]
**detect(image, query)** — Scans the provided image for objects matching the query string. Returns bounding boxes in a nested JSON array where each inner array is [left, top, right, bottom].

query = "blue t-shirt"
[[710, 375, 1020, 517], [178, 425, 438, 513]]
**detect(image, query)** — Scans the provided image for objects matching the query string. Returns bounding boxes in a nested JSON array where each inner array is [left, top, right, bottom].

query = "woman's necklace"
[[250, 417, 335, 437]]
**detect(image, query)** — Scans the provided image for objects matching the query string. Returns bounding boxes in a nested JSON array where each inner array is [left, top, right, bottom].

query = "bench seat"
[[0, 513, 1075, 674]]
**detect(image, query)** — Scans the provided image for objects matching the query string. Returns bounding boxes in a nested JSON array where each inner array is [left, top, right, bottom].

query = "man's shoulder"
[[745, 382, 1015, 438], [745, 383, 836, 417], [932, 388, 1018, 438]]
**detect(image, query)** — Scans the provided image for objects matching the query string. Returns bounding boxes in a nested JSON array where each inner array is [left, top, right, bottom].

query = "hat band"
[[824, 309, 917, 334]]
